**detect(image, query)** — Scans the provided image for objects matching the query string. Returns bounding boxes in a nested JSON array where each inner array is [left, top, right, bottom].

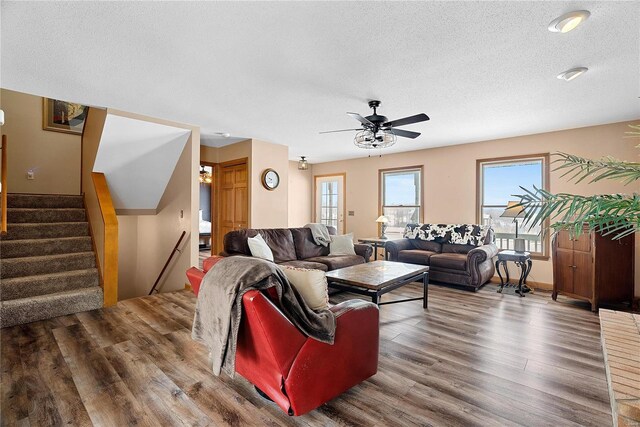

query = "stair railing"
[[91, 172, 118, 306], [149, 230, 187, 295], [1, 135, 7, 234]]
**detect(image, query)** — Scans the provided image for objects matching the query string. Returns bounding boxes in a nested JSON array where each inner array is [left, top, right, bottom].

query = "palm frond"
[[553, 152, 640, 185], [515, 186, 640, 239]]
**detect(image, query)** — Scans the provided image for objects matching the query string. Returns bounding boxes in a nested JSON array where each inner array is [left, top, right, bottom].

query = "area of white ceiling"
[[2, 2, 638, 163], [94, 114, 190, 212]]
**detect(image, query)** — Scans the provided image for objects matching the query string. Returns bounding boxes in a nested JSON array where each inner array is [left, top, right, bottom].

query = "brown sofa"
[[221, 227, 373, 271], [386, 225, 498, 291]]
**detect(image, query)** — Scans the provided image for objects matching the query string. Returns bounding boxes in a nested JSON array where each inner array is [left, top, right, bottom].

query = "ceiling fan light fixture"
[[548, 10, 590, 33], [297, 156, 309, 170], [354, 129, 396, 149], [557, 67, 588, 81]]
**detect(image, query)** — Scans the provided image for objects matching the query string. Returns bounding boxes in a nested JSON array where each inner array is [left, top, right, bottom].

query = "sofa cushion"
[[411, 240, 442, 253], [224, 228, 298, 263], [429, 253, 468, 271], [278, 260, 328, 272], [397, 249, 437, 265], [441, 243, 476, 254], [291, 228, 331, 259], [304, 255, 365, 271], [329, 233, 356, 256], [279, 265, 329, 310], [248, 233, 274, 261]]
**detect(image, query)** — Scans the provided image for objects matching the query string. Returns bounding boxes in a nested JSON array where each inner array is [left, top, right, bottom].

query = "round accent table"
[[495, 250, 532, 297]]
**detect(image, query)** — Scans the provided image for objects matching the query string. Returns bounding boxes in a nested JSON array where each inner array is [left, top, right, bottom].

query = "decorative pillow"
[[329, 233, 356, 256], [404, 224, 489, 246], [279, 265, 329, 310], [247, 233, 274, 261]]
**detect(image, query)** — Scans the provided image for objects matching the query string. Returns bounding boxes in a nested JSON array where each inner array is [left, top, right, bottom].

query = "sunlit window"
[[380, 167, 422, 235]]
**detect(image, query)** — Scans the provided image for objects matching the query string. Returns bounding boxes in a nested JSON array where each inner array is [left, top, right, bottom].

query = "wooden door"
[[218, 161, 248, 251], [554, 249, 574, 293], [572, 251, 593, 299]]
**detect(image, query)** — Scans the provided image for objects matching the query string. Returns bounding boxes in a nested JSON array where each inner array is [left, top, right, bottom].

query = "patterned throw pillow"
[[404, 224, 489, 246]]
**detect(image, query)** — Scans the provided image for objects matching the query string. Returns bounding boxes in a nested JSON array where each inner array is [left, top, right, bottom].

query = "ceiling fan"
[[320, 100, 430, 149]]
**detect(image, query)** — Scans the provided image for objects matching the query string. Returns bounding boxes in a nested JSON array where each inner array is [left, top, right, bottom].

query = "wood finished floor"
[[1, 283, 613, 427]]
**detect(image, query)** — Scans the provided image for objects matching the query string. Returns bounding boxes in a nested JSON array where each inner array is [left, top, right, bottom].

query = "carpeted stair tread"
[[1, 222, 89, 240], [0, 287, 103, 328], [6, 208, 87, 223], [0, 236, 93, 258], [1, 268, 99, 301], [1, 252, 96, 279], [6, 193, 84, 209]]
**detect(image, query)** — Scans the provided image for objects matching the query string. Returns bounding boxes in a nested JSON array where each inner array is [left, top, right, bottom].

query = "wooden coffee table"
[[325, 261, 429, 308]]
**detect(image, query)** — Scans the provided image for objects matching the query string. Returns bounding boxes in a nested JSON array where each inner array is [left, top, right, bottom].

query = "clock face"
[[262, 169, 280, 190]]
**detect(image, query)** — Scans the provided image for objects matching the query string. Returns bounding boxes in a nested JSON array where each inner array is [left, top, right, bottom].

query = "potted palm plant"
[[516, 124, 639, 239]]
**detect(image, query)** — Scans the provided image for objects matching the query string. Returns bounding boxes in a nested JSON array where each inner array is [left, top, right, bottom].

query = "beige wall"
[[199, 139, 289, 229], [117, 135, 198, 300], [1, 88, 81, 194], [312, 120, 640, 295], [250, 140, 289, 229], [288, 160, 312, 227]]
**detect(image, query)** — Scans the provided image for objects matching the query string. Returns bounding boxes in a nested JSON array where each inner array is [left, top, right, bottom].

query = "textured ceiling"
[[2, 1, 638, 163]]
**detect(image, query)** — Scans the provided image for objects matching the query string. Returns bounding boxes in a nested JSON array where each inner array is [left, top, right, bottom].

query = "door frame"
[[313, 173, 347, 233], [214, 157, 249, 255], [199, 161, 216, 256]]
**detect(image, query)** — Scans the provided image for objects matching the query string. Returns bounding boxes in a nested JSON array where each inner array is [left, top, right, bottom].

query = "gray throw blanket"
[[304, 223, 331, 247], [192, 256, 336, 376]]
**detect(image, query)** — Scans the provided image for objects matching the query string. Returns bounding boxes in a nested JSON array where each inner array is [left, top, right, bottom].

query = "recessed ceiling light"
[[548, 10, 590, 33], [214, 132, 231, 138], [557, 67, 588, 81]]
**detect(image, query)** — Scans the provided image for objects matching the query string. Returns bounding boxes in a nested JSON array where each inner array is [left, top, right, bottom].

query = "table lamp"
[[500, 201, 526, 252], [376, 215, 389, 239]]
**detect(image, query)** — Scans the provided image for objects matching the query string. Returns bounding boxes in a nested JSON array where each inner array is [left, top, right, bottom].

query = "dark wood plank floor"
[[1, 283, 613, 426]]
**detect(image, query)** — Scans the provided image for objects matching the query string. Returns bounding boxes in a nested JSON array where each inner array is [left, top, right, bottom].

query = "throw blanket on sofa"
[[404, 223, 490, 246], [304, 223, 331, 247], [192, 256, 336, 376]]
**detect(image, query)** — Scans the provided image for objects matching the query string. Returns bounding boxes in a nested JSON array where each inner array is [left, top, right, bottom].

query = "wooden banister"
[[91, 172, 118, 306], [1, 135, 7, 234]]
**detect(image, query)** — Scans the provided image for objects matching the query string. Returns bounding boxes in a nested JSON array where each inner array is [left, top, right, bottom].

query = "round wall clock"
[[261, 168, 280, 190]]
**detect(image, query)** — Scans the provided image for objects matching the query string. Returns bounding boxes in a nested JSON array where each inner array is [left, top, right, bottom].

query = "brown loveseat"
[[221, 227, 373, 270], [386, 224, 498, 291]]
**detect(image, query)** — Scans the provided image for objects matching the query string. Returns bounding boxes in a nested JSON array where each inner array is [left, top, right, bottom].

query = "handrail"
[[149, 230, 187, 295], [91, 172, 118, 306], [1, 135, 7, 234]]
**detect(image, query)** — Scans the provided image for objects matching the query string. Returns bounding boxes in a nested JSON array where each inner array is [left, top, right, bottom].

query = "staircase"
[[0, 193, 103, 328]]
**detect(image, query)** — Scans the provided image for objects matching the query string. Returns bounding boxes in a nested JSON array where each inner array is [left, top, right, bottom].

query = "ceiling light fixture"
[[557, 67, 588, 81], [354, 129, 396, 150], [548, 10, 590, 33], [214, 132, 230, 138], [297, 156, 309, 170], [199, 166, 212, 184]]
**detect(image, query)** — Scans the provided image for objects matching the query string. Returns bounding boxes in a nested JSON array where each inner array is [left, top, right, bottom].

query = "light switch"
[[348, 211, 355, 216], [26, 170, 35, 180]]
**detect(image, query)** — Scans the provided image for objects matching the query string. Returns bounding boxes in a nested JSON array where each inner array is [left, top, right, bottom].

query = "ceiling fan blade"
[[319, 128, 362, 134], [388, 128, 421, 139], [384, 113, 430, 128], [347, 112, 374, 127]]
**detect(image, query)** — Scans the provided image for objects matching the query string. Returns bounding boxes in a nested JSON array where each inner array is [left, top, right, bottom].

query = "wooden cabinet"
[[552, 228, 634, 312]]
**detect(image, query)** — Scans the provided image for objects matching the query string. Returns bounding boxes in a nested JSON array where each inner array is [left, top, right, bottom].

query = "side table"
[[357, 238, 389, 261], [495, 250, 532, 297]]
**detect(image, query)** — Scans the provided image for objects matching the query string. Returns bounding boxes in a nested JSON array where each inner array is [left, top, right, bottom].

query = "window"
[[477, 154, 549, 257], [380, 167, 423, 235], [319, 180, 339, 229]]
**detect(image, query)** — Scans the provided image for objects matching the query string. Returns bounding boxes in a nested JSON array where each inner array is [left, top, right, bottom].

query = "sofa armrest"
[[385, 239, 413, 261], [354, 243, 373, 262], [467, 243, 499, 264], [186, 267, 205, 297], [467, 243, 499, 288]]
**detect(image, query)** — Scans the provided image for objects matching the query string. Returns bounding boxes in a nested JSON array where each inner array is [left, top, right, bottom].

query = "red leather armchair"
[[186, 257, 380, 416]]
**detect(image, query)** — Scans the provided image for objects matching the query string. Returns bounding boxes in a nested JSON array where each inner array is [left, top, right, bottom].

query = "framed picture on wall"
[[42, 98, 88, 135]]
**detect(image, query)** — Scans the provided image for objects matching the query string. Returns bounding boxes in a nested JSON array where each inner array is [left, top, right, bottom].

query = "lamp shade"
[[500, 201, 525, 218], [376, 215, 389, 223]]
